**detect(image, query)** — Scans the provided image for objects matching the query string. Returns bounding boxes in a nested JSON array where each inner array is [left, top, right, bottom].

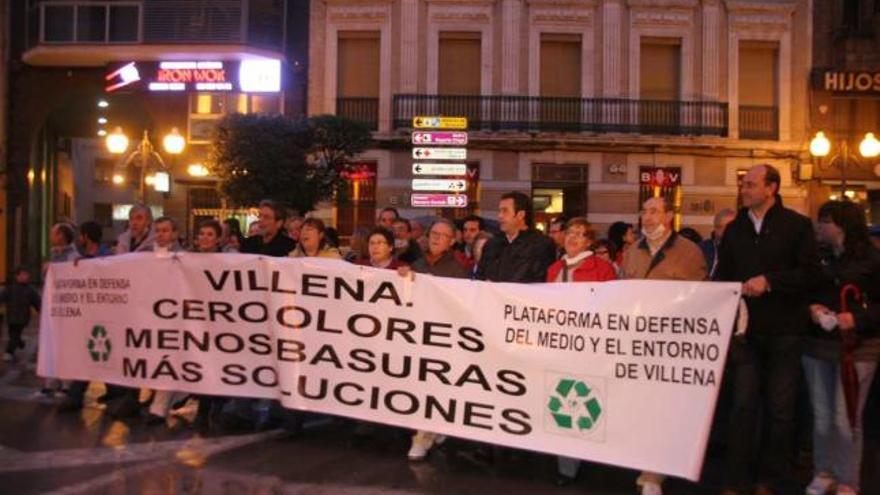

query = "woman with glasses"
[[546, 217, 616, 485], [356, 227, 401, 269]]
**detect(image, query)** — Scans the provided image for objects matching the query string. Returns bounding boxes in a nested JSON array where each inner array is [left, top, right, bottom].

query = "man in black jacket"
[[241, 200, 297, 256], [716, 164, 820, 495], [477, 191, 556, 283]]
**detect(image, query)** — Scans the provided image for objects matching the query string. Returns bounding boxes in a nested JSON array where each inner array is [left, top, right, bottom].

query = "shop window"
[[532, 164, 588, 232], [336, 162, 377, 239], [94, 158, 115, 184]]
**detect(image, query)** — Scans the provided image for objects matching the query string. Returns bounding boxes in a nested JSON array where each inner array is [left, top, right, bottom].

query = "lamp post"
[[106, 127, 185, 202], [809, 131, 880, 196]]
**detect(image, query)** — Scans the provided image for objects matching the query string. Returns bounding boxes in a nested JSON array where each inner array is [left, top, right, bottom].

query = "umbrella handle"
[[839, 284, 863, 348], [839, 284, 862, 313]]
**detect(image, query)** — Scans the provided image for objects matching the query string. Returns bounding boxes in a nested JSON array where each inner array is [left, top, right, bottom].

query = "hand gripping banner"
[[39, 253, 740, 480]]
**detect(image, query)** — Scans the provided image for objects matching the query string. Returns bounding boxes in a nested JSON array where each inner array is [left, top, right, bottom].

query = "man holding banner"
[[623, 196, 708, 495]]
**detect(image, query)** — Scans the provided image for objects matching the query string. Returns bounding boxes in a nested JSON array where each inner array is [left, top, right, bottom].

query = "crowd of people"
[[2, 163, 880, 495]]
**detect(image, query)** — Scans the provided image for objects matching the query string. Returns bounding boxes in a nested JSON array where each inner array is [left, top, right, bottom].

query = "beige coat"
[[288, 245, 342, 259], [621, 232, 707, 281]]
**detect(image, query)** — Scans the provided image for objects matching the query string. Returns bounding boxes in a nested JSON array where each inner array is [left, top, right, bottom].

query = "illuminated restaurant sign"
[[105, 60, 281, 93]]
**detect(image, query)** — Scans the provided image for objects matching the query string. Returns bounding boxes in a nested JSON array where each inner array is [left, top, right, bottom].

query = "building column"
[[501, 0, 522, 94], [399, 0, 418, 94], [701, 0, 720, 101], [602, 0, 623, 98]]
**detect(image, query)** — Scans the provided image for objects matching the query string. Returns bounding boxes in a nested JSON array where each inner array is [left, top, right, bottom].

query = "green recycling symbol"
[[87, 325, 112, 362], [548, 378, 602, 431]]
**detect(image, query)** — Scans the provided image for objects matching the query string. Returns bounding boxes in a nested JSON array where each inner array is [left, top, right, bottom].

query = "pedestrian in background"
[[242, 200, 297, 256], [547, 216, 567, 260], [0, 267, 40, 363], [802, 200, 880, 495], [608, 221, 636, 265], [115, 204, 155, 254], [391, 218, 423, 265], [345, 226, 371, 263], [700, 208, 736, 279], [377, 207, 399, 229]]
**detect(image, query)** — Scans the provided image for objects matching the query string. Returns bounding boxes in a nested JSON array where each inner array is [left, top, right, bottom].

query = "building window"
[[532, 164, 588, 232], [640, 38, 681, 101], [189, 187, 222, 209], [739, 41, 779, 140], [540, 34, 582, 130], [639, 38, 681, 132], [540, 34, 581, 98], [94, 158, 115, 185], [436, 32, 482, 124], [438, 32, 481, 95], [337, 31, 380, 130]]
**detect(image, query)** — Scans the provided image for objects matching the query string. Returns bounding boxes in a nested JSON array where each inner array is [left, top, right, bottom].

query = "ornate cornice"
[[627, 0, 698, 8], [726, 1, 796, 30], [429, 2, 493, 23], [631, 9, 693, 26], [326, 3, 391, 22]]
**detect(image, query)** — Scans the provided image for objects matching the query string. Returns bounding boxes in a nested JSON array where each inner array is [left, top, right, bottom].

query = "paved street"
[[2, 324, 880, 495]]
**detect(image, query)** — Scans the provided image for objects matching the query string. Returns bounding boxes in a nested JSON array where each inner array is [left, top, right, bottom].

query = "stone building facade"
[[310, 0, 813, 236]]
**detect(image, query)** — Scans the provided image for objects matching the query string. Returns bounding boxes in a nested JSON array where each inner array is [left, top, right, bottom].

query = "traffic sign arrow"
[[411, 131, 468, 146], [412, 179, 467, 192], [411, 193, 469, 208], [412, 147, 467, 160], [411, 163, 467, 176], [413, 116, 467, 129]]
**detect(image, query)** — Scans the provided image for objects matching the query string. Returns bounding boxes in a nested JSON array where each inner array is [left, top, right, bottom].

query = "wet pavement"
[[2, 324, 880, 495]]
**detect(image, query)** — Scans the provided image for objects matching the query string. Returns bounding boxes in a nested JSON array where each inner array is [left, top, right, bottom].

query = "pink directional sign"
[[411, 193, 468, 208], [411, 131, 469, 146]]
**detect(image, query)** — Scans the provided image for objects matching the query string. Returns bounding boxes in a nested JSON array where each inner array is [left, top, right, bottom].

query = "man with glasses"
[[241, 200, 297, 257], [404, 218, 470, 461], [621, 196, 707, 495]]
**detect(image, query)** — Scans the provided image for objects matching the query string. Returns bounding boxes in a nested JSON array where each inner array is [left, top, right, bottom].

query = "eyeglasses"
[[429, 230, 453, 239]]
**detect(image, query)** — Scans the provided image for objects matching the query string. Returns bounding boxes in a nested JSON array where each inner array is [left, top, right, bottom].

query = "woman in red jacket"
[[546, 217, 616, 485], [546, 217, 617, 283]]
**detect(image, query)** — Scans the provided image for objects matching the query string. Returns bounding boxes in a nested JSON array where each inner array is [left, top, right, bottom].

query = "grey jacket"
[[115, 229, 156, 254]]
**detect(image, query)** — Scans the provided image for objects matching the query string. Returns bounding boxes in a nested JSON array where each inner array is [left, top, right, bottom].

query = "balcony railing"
[[393, 94, 728, 137], [337, 97, 379, 131], [739, 105, 779, 140], [29, 0, 284, 51]]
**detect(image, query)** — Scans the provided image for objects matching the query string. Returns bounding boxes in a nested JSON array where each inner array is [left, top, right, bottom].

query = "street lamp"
[[809, 131, 880, 196], [105, 128, 186, 201]]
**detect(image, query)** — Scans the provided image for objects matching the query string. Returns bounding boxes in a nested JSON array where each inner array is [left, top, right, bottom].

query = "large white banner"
[[39, 253, 740, 480]]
